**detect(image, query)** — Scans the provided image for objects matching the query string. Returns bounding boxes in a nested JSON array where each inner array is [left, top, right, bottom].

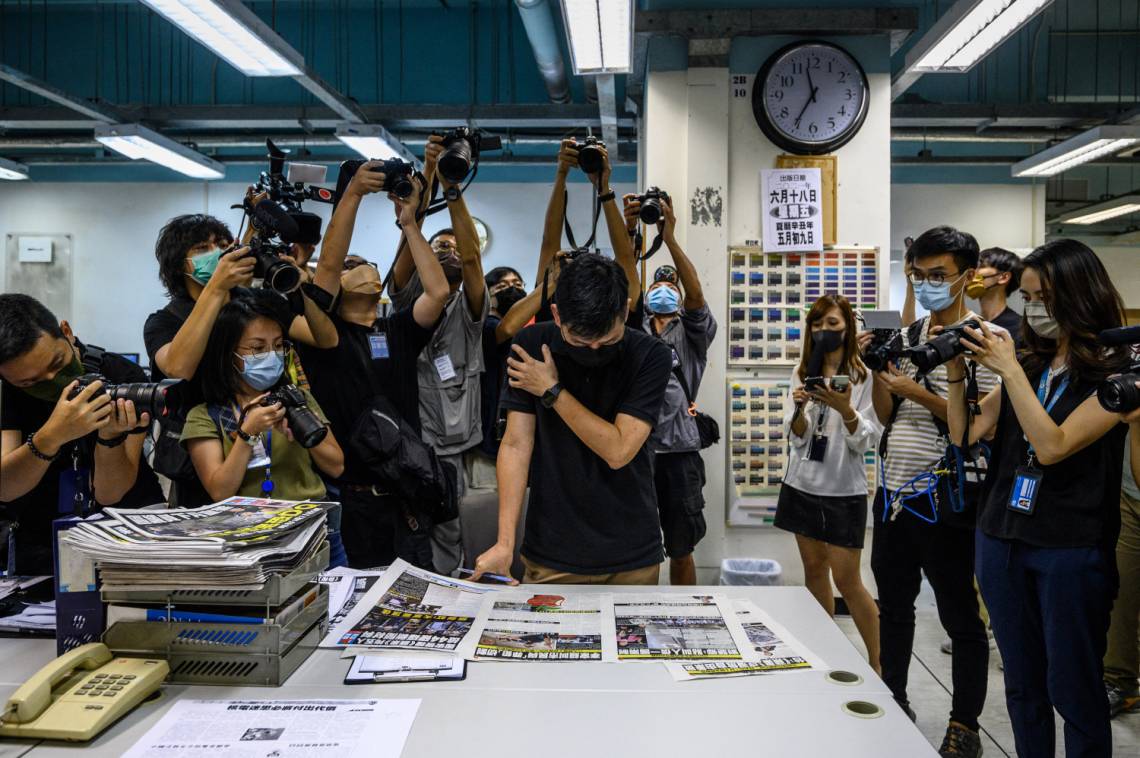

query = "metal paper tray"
[[100, 541, 330, 607]]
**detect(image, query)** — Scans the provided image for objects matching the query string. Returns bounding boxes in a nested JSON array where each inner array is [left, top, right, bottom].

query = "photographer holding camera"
[[470, 253, 672, 585], [299, 161, 451, 570], [868, 226, 998, 757], [622, 191, 716, 586], [144, 213, 337, 507], [1, 295, 163, 575], [945, 239, 1130, 757]]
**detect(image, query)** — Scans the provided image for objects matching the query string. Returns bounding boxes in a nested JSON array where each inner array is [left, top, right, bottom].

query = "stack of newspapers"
[[60, 497, 332, 591]]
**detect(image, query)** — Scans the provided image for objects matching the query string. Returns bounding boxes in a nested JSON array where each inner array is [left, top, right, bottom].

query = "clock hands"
[[794, 66, 820, 130]]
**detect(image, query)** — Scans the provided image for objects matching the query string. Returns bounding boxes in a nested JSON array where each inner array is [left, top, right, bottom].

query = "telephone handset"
[[0, 642, 168, 741]]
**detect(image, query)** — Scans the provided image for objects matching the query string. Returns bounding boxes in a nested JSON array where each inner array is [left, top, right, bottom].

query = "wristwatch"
[[597, 190, 616, 203], [540, 383, 564, 409], [444, 186, 461, 202], [234, 427, 257, 445]]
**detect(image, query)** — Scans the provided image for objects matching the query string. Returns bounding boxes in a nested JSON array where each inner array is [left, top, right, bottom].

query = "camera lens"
[[389, 176, 414, 199], [439, 138, 474, 184], [253, 250, 302, 294], [286, 405, 328, 449], [1098, 372, 1140, 413], [109, 382, 172, 419], [577, 143, 604, 175], [640, 199, 663, 225]]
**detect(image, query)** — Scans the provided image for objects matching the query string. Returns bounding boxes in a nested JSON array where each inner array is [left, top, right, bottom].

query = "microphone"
[[251, 200, 300, 241], [1097, 325, 1140, 348]]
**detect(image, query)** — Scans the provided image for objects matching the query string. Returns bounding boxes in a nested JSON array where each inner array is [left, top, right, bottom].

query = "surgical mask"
[[811, 329, 845, 353], [236, 350, 284, 391], [22, 349, 84, 403], [438, 251, 463, 286], [341, 264, 383, 295], [646, 286, 681, 315], [914, 274, 964, 313], [1023, 301, 1060, 339], [965, 274, 996, 300], [494, 286, 526, 314], [187, 248, 224, 285]]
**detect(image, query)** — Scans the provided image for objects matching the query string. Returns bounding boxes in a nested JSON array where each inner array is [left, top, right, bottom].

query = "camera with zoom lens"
[[435, 127, 503, 184], [68, 373, 175, 419], [335, 158, 416, 201], [1096, 325, 1140, 413], [260, 384, 327, 449], [576, 135, 606, 175], [902, 319, 982, 373], [860, 310, 905, 373], [637, 187, 670, 225]]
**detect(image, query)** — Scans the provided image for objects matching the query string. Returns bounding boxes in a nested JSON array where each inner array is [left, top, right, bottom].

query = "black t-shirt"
[[1, 344, 165, 575], [978, 367, 1127, 551], [501, 322, 672, 574], [296, 308, 433, 484], [477, 315, 512, 458], [991, 307, 1024, 349]]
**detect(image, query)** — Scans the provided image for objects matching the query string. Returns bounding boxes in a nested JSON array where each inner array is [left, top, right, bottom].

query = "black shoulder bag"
[[671, 363, 719, 450]]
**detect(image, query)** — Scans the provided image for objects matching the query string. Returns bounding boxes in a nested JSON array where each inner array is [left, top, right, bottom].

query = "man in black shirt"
[[298, 162, 450, 569], [472, 254, 671, 585], [1, 295, 162, 575], [966, 247, 1025, 347]]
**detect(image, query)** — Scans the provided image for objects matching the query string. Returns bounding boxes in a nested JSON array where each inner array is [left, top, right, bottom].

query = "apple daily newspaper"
[[611, 594, 757, 661], [458, 590, 618, 662]]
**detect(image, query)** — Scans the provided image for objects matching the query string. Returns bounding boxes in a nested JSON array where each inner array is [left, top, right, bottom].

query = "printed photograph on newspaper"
[[611, 594, 755, 661], [460, 591, 618, 662]]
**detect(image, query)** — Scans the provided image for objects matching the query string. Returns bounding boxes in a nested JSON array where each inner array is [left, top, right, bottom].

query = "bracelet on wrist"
[[597, 190, 615, 203], [842, 412, 858, 424], [96, 432, 128, 448], [25, 432, 60, 462]]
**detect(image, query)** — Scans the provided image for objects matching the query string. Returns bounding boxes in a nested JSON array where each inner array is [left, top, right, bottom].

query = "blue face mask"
[[188, 248, 224, 285], [646, 285, 681, 315], [914, 274, 965, 313], [236, 350, 284, 391]]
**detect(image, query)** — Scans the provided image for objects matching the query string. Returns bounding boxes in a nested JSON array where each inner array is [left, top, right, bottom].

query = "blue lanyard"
[[1027, 369, 1069, 461], [261, 431, 274, 494]]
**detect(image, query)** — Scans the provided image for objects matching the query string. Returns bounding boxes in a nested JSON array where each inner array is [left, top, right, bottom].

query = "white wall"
[[0, 180, 632, 360]]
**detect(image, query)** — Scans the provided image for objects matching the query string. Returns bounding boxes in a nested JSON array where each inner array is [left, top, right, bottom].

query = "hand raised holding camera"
[[622, 194, 641, 233], [660, 196, 677, 242], [425, 135, 452, 188], [39, 379, 114, 452], [556, 138, 579, 176], [205, 247, 255, 293], [100, 398, 150, 440], [239, 397, 285, 438], [346, 160, 387, 198]]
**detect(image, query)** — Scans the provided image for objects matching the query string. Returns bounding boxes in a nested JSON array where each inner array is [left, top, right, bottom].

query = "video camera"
[[261, 384, 327, 449], [637, 187, 670, 225], [861, 311, 904, 372], [239, 139, 334, 294], [334, 158, 416, 202], [434, 127, 503, 185], [576, 135, 606, 175], [68, 374, 176, 419], [1096, 325, 1140, 413]]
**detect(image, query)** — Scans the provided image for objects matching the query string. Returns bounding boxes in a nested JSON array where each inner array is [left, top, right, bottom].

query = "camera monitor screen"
[[861, 310, 903, 330]]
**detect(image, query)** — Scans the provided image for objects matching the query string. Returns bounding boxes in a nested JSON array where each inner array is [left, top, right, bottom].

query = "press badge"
[[434, 354, 457, 382], [247, 438, 271, 469], [807, 435, 829, 463], [368, 333, 390, 359], [1007, 467, 1043, 516]]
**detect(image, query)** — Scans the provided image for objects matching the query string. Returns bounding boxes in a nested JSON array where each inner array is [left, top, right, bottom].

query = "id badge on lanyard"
[[1008, 369, 1068, 516], [58, 447, 91, 516], [368, 331, 390, 360], [806, 406, 829, 463]]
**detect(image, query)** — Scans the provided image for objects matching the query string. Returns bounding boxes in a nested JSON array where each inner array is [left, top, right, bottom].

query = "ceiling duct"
[[515, 0, 571, 104]]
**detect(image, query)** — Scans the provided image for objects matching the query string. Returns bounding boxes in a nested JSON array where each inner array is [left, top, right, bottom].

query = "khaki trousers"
[[1104, 490, 1140, 692], [522, 556, 660, 586]]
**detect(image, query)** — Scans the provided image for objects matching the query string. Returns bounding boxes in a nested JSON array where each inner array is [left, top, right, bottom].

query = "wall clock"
[[473, 217, 490, 255], [752, 41, 870, 155]]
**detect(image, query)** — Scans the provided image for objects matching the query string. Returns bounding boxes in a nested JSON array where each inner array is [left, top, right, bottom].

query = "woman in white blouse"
[[775, 294, 882, 673]]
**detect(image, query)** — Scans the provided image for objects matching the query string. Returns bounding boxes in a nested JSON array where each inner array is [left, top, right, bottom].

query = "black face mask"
[[811, 329, 845, 354], [561, 339, 623, 368], [495, 286, 527, 314]]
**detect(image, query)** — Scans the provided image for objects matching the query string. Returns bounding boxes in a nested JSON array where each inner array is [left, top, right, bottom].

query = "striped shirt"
[[882, 314, 1001, 492]]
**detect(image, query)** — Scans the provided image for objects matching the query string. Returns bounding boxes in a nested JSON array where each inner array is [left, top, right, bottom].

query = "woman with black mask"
[[776, 294, 881, 674], [946, 239, 1129, 757]]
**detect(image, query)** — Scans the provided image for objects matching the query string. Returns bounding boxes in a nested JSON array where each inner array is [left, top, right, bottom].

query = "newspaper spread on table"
[[458, 590, 618, 662], [120, 699, 420, 758], [611, 594, 757, 661], [664, 600, 828, 680], [316, 567, 387, 648], [330, 559, 500, 654]]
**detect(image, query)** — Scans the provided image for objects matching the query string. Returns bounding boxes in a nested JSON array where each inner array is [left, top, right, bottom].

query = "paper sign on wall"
[[761, 168, 823, 253], [18, 236, 53, 263]]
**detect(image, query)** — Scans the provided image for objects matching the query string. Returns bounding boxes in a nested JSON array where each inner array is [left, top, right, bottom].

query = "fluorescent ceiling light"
[[0, 157, 29, 180], [907, 0, 1054, 73], [1054, 194, 1140, 226], [560, 0, 633, 75], [335, 123, 402, 161], [139, 0, 302, 76], [1012, 125, 1140, 178], [94, 124, 225, 179]]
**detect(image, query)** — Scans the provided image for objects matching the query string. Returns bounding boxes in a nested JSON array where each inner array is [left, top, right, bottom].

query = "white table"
[[0, 585, 937, 757]]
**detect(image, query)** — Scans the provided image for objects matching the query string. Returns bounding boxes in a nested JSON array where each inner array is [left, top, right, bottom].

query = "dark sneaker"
[[897, 701, 916, 722], [1106, 682, 1140, 718], [939, 722, 982, 758]]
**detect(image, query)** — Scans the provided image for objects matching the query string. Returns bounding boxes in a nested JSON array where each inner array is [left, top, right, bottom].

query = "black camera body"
[[1096, 325, 1140, 412], [638, 187, 670, 225], [335, 158, 416, 201], [435, 127, 503, 184], [68, 373, 174, 419], [903, 319, 982, 374], [261, 384, 327, 449], [576, 135, 606, 175], [863, 329, 903, 373]]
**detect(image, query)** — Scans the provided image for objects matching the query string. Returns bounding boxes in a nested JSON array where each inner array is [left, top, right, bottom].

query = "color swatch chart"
[[727, 246, 880, 367]]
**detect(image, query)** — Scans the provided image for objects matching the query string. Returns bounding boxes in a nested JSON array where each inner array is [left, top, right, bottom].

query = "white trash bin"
[[719, 558, 782, 586]]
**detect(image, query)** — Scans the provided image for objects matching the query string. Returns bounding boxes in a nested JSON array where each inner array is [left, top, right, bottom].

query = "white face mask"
[[1023, 300, 1060, 339]]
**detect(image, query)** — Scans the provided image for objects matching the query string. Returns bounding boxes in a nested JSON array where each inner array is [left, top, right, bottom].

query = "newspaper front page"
[[460, 591, 618, 662], [316, 568, 387, 648], [611, 594, 756, 661], [103, 497, 332, 544]]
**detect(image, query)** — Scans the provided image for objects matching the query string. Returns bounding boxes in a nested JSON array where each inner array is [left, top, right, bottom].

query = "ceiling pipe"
[[891, 128, 1082, 143], [514, 0, 572, 104], [583, 76, 599, 104], [0, 135, 613, 150]]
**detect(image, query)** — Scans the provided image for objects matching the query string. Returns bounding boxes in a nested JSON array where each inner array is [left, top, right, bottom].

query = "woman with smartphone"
[[775, 294, 882, 673]]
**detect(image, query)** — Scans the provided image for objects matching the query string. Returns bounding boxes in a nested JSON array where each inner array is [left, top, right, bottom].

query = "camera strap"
[[563, 188, 602, 253], [633, 228, 666, 262]]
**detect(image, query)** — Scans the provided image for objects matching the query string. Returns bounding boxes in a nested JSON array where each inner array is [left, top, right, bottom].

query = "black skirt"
[[774, 485, 868, 549]]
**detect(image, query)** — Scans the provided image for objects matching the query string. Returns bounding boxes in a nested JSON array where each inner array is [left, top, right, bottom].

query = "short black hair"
[[429, 228, 455, 245], [0, 294, 63, 365], [198, 291, 288, 406], [485, 266, 523, 288], [908, 226, 979, 274], [978, 247, 1024, 296], [555, 253, 628, 339], [155, 214, 233, 298]]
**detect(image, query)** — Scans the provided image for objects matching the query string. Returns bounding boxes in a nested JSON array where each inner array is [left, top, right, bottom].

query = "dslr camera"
[[637, 187, 670, 225], [240, 139, 333, 294], [576, 135, 606, 175], [261, 384, 327, 449], [434, 127, 503, 184], [1096, 325, 1140, 413], [903, 319, 982, 373], [860, 311, 904, 372], [68, 373, 176, 419], [335, 158, 416, 201]]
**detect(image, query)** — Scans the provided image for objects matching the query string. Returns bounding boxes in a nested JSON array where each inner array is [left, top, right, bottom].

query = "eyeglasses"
[[343, 259, 378, 271], [236, 340, 291, 357], [907, 270, 962, 286]]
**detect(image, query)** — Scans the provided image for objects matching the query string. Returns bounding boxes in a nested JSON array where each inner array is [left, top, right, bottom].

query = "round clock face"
[[472, 217, 490, 254], [752, 41, 869, 155]]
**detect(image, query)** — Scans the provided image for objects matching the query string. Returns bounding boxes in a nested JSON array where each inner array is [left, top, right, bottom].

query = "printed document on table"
[[330, 558, 501, 654], [121, 699, 420, 758], [315, 567, 387, 648], [459, 590, 618, 662], [611, 594, 756, 661], [664, 600, 829, 680]]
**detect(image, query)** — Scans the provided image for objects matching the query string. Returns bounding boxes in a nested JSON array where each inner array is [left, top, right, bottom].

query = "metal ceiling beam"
[[891, 102, 1138, 130], [14, 153, 635, 167], [293, 70, 365, 123], [0, 64, 126, 123], [893, 154, 1140, 166], [596, 75, 619, 150]]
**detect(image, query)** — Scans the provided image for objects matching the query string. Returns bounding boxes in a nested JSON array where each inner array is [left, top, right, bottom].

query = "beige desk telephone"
[[0, 642, 168, 741]]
